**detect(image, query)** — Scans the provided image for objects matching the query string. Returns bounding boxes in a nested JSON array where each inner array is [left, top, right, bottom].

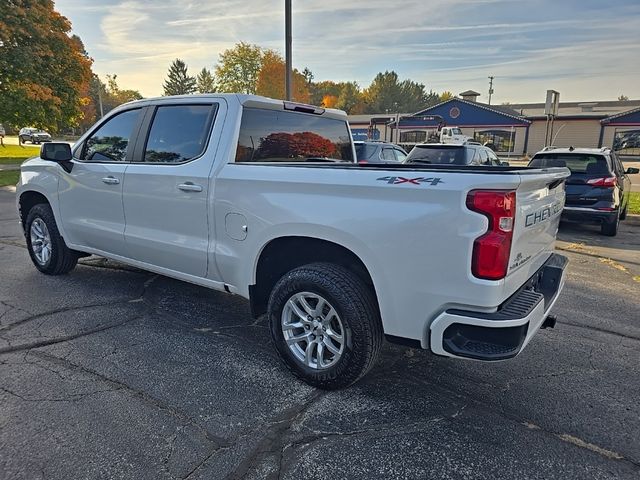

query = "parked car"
[[16, 94, 569, 389], [19, 127, 52, 144], [528, 147, 638, 236], [354, 140, 407, 163], [404, 142, 507, 166]]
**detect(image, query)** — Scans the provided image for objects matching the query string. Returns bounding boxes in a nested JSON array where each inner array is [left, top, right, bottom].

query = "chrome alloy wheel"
[[281, 292, 346, 370], [30, 218, 52, 265]]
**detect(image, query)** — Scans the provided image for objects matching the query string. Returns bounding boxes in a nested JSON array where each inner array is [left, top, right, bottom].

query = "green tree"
[[0, 0, 93, 131], [214, 42, 263, 93], [363, 71, 436, 113], [163, 59, 196, 96], [87, 74, 142, 121], [439, 91, 454, 102], [197, 68, 216, 93], [335, 82, 363, 114]]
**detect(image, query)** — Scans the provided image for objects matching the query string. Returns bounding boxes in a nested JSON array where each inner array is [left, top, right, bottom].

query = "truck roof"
[[536, 146, 611, 155], [120, 94, 348, 121]]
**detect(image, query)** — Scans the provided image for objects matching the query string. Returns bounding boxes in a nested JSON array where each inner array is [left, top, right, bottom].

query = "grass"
[[628, 192, 640, 215], [0, 143, 40, 165], [0, 170, 20, 187]]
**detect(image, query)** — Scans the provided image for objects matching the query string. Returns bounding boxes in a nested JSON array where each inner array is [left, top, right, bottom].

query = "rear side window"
[[381, 147, 396, 162], [406, 146, 466, 165], [82, 109, 141, 162], [529, 154, 610, 174], [143, 105, 216, 163], [236, 108, 354, 163], [355, 143, 377, 160]]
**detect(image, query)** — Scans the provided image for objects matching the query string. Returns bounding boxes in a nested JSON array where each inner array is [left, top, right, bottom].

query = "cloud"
[[55, 0, 640, 101]]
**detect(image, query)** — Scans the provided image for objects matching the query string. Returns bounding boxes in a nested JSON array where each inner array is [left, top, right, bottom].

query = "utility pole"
[[488, 76, 494, 105], [285, 0, 292, 101]]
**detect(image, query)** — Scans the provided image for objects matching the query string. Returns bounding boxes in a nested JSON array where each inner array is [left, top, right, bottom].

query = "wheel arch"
[[18, 190, 51, 231], [249, 236, 380, 319]]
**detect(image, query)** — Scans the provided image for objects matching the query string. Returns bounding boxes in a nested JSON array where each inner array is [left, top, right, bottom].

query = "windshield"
[[451, 128, 462, 135], [529, 153, 610, 174], [405, 145, 467, 165], [355, 143, 378, 160], [236, 107, 354, 163]]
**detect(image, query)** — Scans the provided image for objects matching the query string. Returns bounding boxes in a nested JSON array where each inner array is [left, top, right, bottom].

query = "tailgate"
[[508, 168, 569, 279]]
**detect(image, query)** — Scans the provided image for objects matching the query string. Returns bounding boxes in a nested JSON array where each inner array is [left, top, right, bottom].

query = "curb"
[[625, 214, 640, 227], [0, 186, 17, 193]]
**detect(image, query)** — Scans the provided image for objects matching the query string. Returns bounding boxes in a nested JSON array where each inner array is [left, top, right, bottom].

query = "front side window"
[[236, 108, 353, 163], [82, 109, 141, 162], [144, 105, 216, 163], [394, 148, 407, 162], [381, 147, 396, 162]]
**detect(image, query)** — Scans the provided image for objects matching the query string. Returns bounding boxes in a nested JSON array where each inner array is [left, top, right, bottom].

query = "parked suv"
[[19, 128, 52, 144], [528, 147, 638, 236], [404, 142, 506, 166], [354, 141, 407, 163]]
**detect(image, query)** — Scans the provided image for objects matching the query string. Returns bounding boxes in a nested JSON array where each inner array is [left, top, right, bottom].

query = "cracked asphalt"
[[0, 187, 639, 479]]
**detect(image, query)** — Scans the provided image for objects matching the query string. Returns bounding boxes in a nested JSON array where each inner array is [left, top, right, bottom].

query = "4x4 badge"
[[377, 176, 443, 186]]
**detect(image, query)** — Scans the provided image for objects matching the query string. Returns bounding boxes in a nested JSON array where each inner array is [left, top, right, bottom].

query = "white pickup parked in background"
[[16, 94, 569, 389]]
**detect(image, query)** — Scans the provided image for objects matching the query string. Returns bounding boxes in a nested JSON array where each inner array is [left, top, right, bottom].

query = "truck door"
[[58, 107, 143, 255], [122, 102, 220, 278]]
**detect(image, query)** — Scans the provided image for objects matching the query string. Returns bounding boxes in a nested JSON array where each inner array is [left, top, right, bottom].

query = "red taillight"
[[466, 190, 516, 280], [586, 177, 617, 187]]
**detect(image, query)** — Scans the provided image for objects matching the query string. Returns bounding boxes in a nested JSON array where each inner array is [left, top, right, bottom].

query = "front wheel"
[[25, 204, 78, 274], [268, 263, 383, 389]]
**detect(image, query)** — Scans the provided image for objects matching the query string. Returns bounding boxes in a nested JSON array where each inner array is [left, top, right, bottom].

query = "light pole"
[[285, 0, 292, 101]]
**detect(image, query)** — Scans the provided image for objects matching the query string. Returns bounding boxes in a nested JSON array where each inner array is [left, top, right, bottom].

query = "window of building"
[[613, 129, 640, 157], [399, 130, 427, 144], [473, 129, 516, 153]]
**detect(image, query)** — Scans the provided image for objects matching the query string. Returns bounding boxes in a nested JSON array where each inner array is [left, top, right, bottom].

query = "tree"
[[439, 91, 454, 102], [335, 82, 363, 113], [214, 42, 263, 94], [163, 59, 196, 96], [197, 68, 216, 93], [618, 94, 629, 101], [362, 71, 436, 113], [87, 74, 142, 124], [255, 50, 310, 102], [0, 0, 93, 131]]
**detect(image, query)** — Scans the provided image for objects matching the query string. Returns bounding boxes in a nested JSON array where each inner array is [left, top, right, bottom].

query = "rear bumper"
[[561, 206, 617, 224], [429, 253, 568, 361]]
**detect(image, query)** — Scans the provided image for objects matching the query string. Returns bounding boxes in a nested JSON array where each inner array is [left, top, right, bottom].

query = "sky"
[[55, 0, 640, 105]]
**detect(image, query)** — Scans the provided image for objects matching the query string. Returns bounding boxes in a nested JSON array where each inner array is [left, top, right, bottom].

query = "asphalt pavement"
[[0, 187, 639, 479]]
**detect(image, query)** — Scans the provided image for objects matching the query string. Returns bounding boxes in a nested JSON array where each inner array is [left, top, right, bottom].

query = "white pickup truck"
[[16, 94, 569, 389]]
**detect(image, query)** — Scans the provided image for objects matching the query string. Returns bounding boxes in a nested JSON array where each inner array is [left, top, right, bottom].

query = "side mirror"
[[41, 142, 72, 162], [625, 167, 639, 174], [501, 161, 510, 166]]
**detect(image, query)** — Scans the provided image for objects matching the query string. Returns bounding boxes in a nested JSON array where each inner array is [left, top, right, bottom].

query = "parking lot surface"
[[0, 187, 639, 479]]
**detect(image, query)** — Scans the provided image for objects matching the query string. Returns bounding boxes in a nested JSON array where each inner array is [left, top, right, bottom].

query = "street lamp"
[[285, 0, 292, 101]]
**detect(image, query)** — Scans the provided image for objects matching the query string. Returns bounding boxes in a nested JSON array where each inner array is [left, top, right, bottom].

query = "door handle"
[[101, 176, 120, 185], [178, 182, 203, 192]]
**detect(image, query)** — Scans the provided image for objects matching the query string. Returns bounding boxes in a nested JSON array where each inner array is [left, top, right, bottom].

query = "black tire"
[[25, 203, 78, 275], [620, 205, 628, 220], [601, 212, 619, 236], [268, 262, 383, 389]]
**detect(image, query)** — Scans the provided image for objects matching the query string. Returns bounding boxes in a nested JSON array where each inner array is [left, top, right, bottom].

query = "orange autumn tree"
[[0, 0, 93, 131], [255, 50, 310, 103]]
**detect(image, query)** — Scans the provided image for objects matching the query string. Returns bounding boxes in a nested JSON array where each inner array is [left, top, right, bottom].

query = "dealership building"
[[348, 90, 640, 160]]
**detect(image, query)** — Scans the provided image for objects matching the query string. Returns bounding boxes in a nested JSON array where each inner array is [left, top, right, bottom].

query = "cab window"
[[81, 109, 141, 162], [143, 104, 216, 163]]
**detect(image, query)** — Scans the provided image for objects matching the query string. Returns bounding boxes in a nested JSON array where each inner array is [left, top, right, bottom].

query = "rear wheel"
[[268, 262, 383, 389], [601, 212, 619, 236], [25, 204, 78, 274]]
